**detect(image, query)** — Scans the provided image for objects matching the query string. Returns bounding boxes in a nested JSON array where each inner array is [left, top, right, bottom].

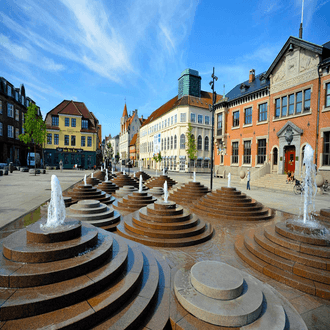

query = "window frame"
[[258, 103, 267, 122], [64, 135, 69, 146], [191, 113, 196, 123], [52, 116, 59, 126], [7, 103, 14, 118], [82, 119, 88, 129], [205, 115, 210, 125], [65, 118, 70, 127], [288, 94, 294, 115], [180, 134, 185, 149], [71, 118, 76, 127], [47, 133, 52, 145], [180, 113, 186, 123], [232, 110, 240, 127], [71, 135, 76, 146], [54, 134, 59, 145], [323, 131, 330, 166], [87, 136, 92, 147], [0, 122, 2, 136], [8, 125, 14, 138], [304, 88, 311, 112], [257, 139, 267, 164], [174, 135, 177, 149], [232, 141, 239, 164], [326, 83, 330, 108], [204, 136, 209, 151], [198, 114, 203, 124], [244, 107, 252, 125], [197, 135, 202, 150], [15, 109, 19, 121], [243, 140, 251, 164]]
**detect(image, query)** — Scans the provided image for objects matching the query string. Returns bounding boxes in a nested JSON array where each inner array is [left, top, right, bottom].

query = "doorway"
[[284, 146, 295, 173]]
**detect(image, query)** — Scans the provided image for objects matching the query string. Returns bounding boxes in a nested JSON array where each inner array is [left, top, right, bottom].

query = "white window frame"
[[198, 114, 203, 124], [8, 125, 14, 138], [15, 127, 19, 140], [15, 109, 19, 121], [191, 113, 196, 123], [180, 113, 186, 123], [7, 103, 14, 118], [0, 122, 3, 136], [205, 115, 210, 125]]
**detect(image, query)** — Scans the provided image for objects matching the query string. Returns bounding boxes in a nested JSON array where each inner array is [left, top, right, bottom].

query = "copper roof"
[[141, 91, 221, 127]]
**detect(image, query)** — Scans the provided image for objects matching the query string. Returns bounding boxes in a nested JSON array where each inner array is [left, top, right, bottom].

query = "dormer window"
[[240, 83, 249, 92], [259, 74, 267, 85], [82, 119, 88, 129], [7, 85, 12, 97]]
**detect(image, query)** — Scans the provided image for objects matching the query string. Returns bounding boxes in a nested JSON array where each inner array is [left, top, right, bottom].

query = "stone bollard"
[[9, 162, 14, 173]]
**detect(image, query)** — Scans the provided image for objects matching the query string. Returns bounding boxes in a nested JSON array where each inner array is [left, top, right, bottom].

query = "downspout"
[[315, 67, 322, 168]]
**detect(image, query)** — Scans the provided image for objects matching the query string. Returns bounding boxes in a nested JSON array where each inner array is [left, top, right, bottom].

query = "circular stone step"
[[190, 261, 243, 300], [174, 261, 263, 327]]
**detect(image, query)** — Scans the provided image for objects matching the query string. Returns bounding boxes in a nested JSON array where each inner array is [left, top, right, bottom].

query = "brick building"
[[0, 77, 40, 166], [214, 36, 330, 181]]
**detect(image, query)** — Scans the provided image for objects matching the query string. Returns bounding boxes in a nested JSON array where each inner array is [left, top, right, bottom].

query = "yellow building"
[[44, 100, 100, 169]]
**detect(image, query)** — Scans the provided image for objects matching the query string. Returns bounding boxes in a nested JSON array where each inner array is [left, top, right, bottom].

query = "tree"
[[186, 123, 197, 173], [19, 103, 47, 175], [103, 142, 114, 161], [153, 151, 162, 171]]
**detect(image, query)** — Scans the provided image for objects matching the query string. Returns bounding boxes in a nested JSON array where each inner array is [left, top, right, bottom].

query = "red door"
[[285, 148, 295, 173]]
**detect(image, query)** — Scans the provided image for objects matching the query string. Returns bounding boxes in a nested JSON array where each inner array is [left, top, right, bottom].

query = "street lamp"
[[208, 67, 218, 191]]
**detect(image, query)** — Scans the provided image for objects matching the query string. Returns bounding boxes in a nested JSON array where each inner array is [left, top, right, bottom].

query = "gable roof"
[[57, 100, 82, 116], [141, 91, 221, 127], [265, 36, 323, 78], [224, 72, 269, 102]]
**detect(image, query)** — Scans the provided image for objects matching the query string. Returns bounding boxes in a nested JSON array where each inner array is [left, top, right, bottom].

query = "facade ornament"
[[285, 126, 294, 145]]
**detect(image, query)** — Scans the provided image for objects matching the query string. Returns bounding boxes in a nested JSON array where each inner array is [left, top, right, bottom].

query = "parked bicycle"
[[293, 179, 304, 195]]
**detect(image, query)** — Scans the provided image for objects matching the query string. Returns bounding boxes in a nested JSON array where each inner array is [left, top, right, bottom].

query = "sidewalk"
[[0, 169, 92, 229]]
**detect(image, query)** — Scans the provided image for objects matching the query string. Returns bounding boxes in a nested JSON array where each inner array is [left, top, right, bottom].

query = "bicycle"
[[293, 179, 304, 195], [322, 180, 329, 192]]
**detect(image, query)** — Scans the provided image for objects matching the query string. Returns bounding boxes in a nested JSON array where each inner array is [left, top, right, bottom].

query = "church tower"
[[178, 69, 201, 99], [120, 103, 128, 134]]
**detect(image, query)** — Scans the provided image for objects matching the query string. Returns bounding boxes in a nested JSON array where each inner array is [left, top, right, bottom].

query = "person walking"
[[59, 159, 63, 172], [247, 169, 251, 190]]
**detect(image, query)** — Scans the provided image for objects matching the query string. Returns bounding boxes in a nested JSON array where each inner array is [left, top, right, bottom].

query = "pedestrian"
[[59, 159, 63, 172], [247, 169, 251, 190]]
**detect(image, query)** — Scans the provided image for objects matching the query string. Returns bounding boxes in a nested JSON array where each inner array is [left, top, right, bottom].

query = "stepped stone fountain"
[[96, 180, 119, 195], [65, 183, 114, 205], [113, 185, 138, 198], [0, 175, 171, 329], [169, 181, 210, 206], [111, 172, 139, 188], [93, 170, 106, 181], [116, 200, 214, 247], [148, 187, 164, 197], [135, 170, 151, 181], [191, 187, 274, 221], [145, 174, 177, 189], [84, 176, 101, 186], [171, 260, 307, 329], [236, 144, 330, 299], [66, 200, 121, 231]]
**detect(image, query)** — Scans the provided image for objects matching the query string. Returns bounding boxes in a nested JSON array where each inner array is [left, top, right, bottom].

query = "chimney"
[[249, 69, 255, 83]]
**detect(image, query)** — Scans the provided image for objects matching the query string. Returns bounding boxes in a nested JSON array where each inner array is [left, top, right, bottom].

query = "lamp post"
[[209, 67, 218, 191]]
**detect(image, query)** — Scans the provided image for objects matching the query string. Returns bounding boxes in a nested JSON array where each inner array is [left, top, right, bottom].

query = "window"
[[205, 116, 210, 125], [171, 136, 173, 149], [288, 94, 294, 115], [0, 122, 2, 136], [71, 135, 76, 146], [198, 115, 203, 124], [323, 132, 330, 166], [0, 101, 2, 114], [7, 104, 14, 118], [233, 111, 239, 127], [71, 118, 76, 127], [204, 159, 209, 168], [64, 135, 69, 145], [7, 85, 12, 97], [167, 137, 170, 150], [15, 91, 18, 101], [65, 118, 70, 127], [275, 99, 280, 118], [174, 135, 177, 149], [281, 96, 287, 117], [21, 96, 25, 106], [257, 139, 267, 164], [217, 113, 223, 135], [8, 125, 14, 138], [52, 116, 59, 126], [161, 138, 163, 151], [304, 89, 311, 112], [22, 113, 25, 133], [47, 133, 52, 144], [196, 159, 202, 168], [88, 136, 92, 147], [244, 107, 252, 125], [191, 113, 196, 123], [168, 118, 170, 126], [82, 119, 88, 129], [180, 134, 185, 149], [326, 83, 330, 108], [174, 114, 177, 123], [81, 136, 85, 147], [15, 109, 19, 121], [243, 141, 251, 164], [15, 128, 19, 139], [258, 103, 267, 122], [296, 92, 302, 114], [180, 113, 186, 122], [204, 136, 209, 151], [232, 142, 239, 163], [54, 134, 59, 145], [197, 136, 202, 150]]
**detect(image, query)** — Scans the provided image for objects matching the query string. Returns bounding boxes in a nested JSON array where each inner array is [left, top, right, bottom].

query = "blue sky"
[[1, 0, 330, 139]]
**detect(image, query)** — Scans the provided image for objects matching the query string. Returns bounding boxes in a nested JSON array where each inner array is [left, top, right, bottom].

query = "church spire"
[[122, 102, 128, 117]]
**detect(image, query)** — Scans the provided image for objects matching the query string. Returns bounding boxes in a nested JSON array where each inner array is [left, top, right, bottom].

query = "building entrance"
[[284, 146, 295, 173]]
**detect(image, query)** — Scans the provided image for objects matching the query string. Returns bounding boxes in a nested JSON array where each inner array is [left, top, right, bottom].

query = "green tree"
[[19, 103, 47, 175], [153, 151, 162, 171], [186, 123, 197, 173], [104, 142, 114, 161]]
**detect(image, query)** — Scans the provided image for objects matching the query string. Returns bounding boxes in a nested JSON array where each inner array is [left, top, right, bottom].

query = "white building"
[[108, 134, 119, 161], [140, 69, 221, 172], [119, 104, 143, 163]]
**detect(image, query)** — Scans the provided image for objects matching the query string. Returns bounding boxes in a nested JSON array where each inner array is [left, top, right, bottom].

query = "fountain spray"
[[139, 175, 143, 193], [228, 173, 231, 188], [164, 181, 168, 203], [84, 174, 87, 186], [193, 171, 196, 182]]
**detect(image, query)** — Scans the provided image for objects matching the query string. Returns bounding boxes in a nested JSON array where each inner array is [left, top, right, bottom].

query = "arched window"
[[197, 135, 202, 150], [161, 138, 163, 151], [204, 136, 209, 151], [273, 147, 278, 165], [180, 134, 185, 149], [174, 135, 177, 149], [171, 136, 173, 149], [164, 138, 166, 150], [167, 137, 170, 150]]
